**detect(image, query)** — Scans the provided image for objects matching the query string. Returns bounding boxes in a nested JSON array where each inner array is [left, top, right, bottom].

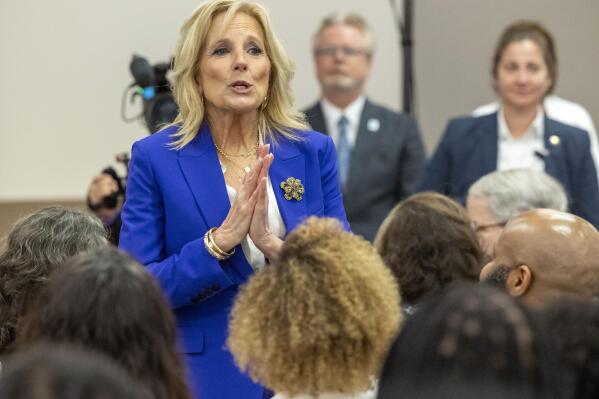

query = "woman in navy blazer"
[[419, 21, 599, 227], [119, 1, 348, 399]]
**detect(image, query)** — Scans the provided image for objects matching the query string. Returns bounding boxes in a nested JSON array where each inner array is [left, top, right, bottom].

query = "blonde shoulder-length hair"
[[169, 0, 307, 149]]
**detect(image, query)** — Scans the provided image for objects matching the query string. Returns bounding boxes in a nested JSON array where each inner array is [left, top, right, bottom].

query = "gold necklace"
[[213, 135, 260, 158], [223, 164, 246, 182], [221, 153, 251, 175]]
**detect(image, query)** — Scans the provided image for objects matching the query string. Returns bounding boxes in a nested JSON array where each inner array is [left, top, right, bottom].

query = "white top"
[[473, 95, 599, 182], [496, 107, 545, 172], [223, 173, 286, 271], [272, 379, 377, 399], [321, 96, 366, 149], [272, 390, 375, 399]]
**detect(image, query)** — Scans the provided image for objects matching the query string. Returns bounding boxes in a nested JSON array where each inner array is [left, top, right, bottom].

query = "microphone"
[[534, 148, 549, 160]]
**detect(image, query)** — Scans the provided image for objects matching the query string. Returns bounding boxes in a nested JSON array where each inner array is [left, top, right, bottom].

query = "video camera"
[[93, 55, 178, 215], [123, 54, 178, 134]]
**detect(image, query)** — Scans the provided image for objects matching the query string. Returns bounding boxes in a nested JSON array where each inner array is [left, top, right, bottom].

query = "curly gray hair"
[[0, 206, 107, 354], [468, 169, 568, 223]]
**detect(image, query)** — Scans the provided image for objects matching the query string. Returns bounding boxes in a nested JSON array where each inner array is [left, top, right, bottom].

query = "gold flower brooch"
[[280, 177, 304, 201]]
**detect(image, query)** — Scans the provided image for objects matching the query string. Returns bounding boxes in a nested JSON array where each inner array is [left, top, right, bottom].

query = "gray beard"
[[321, 74, 361, 92]]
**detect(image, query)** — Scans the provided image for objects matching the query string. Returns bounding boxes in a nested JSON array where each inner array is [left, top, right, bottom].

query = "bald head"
[[480, 209, 599, 307]]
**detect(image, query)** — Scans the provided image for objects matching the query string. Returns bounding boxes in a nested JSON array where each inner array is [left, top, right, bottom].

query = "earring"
[[260, 95, 268, 111]]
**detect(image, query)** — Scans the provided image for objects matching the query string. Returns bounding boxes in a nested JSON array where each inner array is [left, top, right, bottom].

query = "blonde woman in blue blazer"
[[119, 2, 348, 399]]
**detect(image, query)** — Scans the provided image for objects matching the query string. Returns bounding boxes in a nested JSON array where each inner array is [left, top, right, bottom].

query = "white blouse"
[[272, 390, 375, 399], [224, 176, 286, 271]]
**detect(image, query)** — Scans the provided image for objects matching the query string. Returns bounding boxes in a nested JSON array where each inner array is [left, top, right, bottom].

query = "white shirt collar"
[[498, 106, 545, 141], [321, 96, 365, 126], [496, 106, 546, 172], [320, 96, 366, 148]]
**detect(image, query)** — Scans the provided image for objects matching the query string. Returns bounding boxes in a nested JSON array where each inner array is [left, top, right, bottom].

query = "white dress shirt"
[[497, 107, 546, 172], [222, 171, 286, 271], [320, 96, 366, 149], [473, 95, 599, 181]]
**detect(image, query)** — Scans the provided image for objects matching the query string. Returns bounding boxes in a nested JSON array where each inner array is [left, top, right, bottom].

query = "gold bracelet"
[[204, 232, 224, 260], [208, 228, 231, 257], [204, 228, 235, 260]]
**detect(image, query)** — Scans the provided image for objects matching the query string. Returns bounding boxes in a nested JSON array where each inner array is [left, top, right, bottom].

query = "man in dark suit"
[[304, 12, 426, 241]]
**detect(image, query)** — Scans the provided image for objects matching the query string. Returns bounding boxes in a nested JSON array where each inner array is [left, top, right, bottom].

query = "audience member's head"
[[17, 246, 191, 399], [480, 209, 599, 308], [375, 192, 484, 309], [0, 344, 150, 399], [0, 206, 107, 354], [377, 284, 559, 399], [467, 169, 567, 258], [492, 20, 557, 95], [228, 217, 401, 397], [312, 12, 374, 105], [541, 297, 599, 399]]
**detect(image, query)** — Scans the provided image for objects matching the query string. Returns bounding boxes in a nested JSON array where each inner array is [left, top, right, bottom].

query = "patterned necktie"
[[337, 115, 350, 187]]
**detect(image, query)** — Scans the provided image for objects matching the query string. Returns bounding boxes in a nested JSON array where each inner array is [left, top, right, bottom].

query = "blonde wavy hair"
[[169, 0, 307, 149], [228, 217, 401, 396]]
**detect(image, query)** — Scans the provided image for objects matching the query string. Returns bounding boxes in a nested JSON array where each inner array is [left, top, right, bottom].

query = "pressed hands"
[[212, 144, 283, 261]]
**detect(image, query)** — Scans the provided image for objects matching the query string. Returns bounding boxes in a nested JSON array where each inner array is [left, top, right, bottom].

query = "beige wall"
[[1, 0, 598, 233]]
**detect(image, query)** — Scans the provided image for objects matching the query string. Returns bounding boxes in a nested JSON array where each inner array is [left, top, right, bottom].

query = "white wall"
[[1, 0, 598, 200]]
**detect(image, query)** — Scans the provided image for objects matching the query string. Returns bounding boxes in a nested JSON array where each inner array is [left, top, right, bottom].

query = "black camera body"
[[129, 55, 178, 133]]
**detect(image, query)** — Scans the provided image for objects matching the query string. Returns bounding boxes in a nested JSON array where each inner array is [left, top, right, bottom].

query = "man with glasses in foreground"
[[303, 12, 426, 241], [466, 168, 567, 259]]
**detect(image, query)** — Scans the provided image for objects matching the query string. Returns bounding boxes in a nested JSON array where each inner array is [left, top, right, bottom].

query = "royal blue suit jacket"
[[119, 124, 349, 399], [418, 112, 599, 227]]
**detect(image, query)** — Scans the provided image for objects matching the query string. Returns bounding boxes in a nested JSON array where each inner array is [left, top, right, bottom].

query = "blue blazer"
[[119, 124, 349, 399], [418, 112, 599, 227]]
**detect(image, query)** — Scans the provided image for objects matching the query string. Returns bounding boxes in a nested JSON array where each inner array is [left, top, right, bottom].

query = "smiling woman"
[[419, 21, 599, 228], [117, 1, 349, 399]]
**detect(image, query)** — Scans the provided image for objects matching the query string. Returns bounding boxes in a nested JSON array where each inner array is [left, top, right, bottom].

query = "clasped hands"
[[211, 144, 283, 261]]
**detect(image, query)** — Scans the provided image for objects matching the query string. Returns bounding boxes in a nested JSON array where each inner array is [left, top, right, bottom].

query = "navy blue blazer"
[[119, 123, 349, 399], [418, 112, 599, 227]]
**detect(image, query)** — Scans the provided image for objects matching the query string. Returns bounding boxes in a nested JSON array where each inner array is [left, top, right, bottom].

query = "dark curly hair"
[[17, 246, 192, 399], [541, 297, 599, 399], [0, 344, 151, 399], [375, 192, 484, 305], [0, 206, 107, 354], [378, 284, 561, 399]]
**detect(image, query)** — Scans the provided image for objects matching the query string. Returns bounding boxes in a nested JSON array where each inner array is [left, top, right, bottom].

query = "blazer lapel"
[[178, 124, 255, 278], [543, 117, 566, 181], [177, 123, 231, 230], [477, 113, 499, 176], [345, 100, 384, 197], [268, 137, 307, 233], [306, 102, 328, 134]]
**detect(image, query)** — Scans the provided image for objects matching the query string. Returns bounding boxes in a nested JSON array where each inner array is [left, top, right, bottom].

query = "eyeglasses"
[[471, 221, 507, 234], [314, 46, 368, 58]]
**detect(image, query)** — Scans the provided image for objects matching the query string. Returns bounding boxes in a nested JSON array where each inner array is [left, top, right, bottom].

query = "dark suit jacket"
[[119, 123, 348, 399], [418, 112, 599, 227], [304, 99, 426, 241]]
